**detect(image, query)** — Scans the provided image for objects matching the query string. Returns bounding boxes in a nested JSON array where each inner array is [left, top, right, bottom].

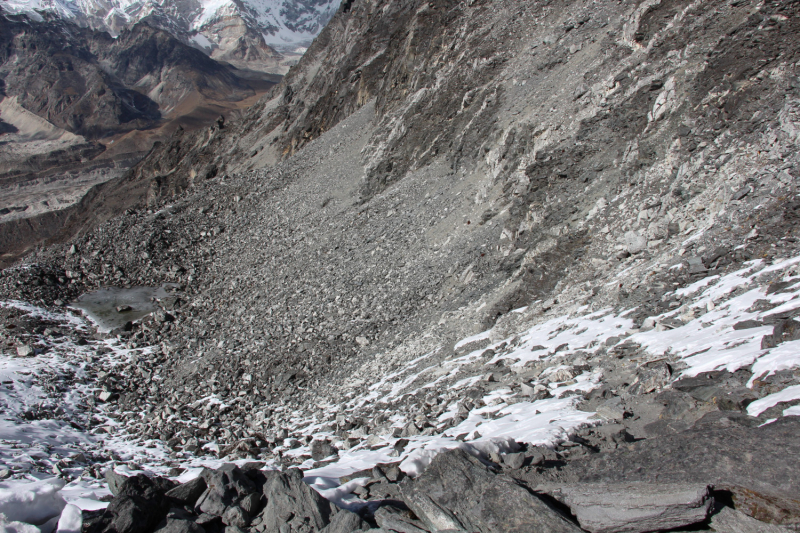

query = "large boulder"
[[399, 448, 581, 533], [258, 469, 334, 532], [195, 464, 261, 517], [548, 415, 800, 529], [105, 474, 176, 533], [319, 509, 369, 533], [165, 476, 208, 508]]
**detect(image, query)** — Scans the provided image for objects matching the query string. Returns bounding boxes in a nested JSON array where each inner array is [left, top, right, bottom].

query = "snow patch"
[[747, 384, 800, 417], [0, 478, 66, 525]]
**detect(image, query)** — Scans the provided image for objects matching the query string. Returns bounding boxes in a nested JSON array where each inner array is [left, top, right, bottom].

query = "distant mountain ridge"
[[3, 0, 340, 72], [0, 9, 278, 230], [0, 11, 261, 138]]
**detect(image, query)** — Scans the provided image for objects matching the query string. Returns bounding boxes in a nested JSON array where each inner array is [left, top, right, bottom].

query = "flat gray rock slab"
[[538, 482, 712, 533]]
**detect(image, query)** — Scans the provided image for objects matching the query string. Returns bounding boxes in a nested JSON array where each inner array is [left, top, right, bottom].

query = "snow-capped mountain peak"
[[3, 0, 340, 71]]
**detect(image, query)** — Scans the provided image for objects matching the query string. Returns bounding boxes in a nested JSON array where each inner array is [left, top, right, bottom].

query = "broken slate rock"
[[374, 504, 429, 533], [196, 487, 233, 517], [687, 256, 707, 274], [733, 320, 764, 330], [15, 344, 34, 357], [538, 483, 712, 533], [623, 231, 647, 254], [311, 440, 338, 461], [106, 474, 176, 533], [708, 506, 790, 533], [222, 505, 250, 528], [320, 509, 369, 533], [165, 476, 207, 507], [502, 452, 526, 470], [239, 492, 263, 515], [627, 362, 671, 395], [259, 469, 334, 532], [153, 519, 205, 533], [400, 448, 581, 533], [105, 469, 128, 496], [98, 391, 117, 402], [732, 185, 752, 201], [723, 484, 800, 530]]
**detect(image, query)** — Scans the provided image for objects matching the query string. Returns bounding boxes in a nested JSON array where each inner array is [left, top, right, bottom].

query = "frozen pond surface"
[[71, 285, 179, 331]]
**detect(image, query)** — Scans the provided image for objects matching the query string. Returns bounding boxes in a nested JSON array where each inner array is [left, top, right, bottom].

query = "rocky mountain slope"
[[1, 0, 800, 531], [4, 0, 341, 73]]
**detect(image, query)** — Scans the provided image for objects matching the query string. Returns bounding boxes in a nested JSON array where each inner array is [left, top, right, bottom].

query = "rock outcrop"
[[87, 450, 792, 533]]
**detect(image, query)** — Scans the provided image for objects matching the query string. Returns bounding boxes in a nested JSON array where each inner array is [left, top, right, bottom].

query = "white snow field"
[[4, 253, 800, 524]]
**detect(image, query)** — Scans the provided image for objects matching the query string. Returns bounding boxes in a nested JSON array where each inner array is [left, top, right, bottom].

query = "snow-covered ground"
[[5, 253, 800, 527], [0, 300, 272, 528], [0, 301, 140, 508]]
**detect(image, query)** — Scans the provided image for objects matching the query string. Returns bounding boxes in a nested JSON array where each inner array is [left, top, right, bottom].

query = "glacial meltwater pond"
[[71, 285, 179, 332]]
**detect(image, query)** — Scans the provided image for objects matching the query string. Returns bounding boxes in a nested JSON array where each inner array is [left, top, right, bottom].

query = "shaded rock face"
[[0, 13, 159, 138], [99, 0, 800, 223], [105, 474, 176, 533], [203, 0, 509, 188], [107, 23, 256, 111]]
